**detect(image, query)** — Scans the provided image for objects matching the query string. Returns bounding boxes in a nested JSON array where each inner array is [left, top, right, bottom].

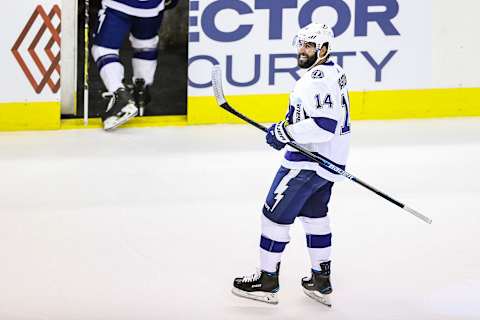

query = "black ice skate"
[[232, 263, 280, 304], [132, 78, 151, 116], [301, 261, 333, 307], [101, 87, 138, 131]]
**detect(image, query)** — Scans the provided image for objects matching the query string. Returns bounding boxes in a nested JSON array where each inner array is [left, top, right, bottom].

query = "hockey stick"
[[83, 0, 90, 126], [211, 65, 432, 224]]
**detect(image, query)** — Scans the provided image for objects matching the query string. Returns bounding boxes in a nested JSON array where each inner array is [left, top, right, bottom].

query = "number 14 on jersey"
[[314, 93, 351, 135]]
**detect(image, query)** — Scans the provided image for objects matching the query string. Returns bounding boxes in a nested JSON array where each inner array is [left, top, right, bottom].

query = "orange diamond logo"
[[11, 5, 61, 94]]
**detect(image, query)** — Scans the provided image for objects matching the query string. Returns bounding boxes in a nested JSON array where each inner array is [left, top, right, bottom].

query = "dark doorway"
[[73, 0, 188, 119]]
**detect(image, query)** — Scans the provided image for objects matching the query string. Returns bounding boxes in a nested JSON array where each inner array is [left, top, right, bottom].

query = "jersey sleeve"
[[286, 76, 342, 144]]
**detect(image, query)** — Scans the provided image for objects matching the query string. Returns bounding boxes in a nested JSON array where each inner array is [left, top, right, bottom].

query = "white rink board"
[[1, 1, 60, 102], [188, 0, 432, 96]]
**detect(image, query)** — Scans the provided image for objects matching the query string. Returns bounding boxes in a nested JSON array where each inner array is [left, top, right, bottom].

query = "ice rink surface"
[[0, 118, 479, 320]]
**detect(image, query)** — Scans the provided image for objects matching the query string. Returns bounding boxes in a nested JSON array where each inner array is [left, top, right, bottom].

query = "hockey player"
[[91, 0, 178, 131], [232, 23, 351, 306]]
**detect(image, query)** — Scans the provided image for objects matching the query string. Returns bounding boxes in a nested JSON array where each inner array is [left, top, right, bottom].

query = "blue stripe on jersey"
[[110, 0, 163, 9], [306, 233, 332, 248], [284, 151, 346, 175], [286, 105, 294, 124], [312, 117, 337, 133], [323, 61, 334, 66], [260, 235, 288, 253]]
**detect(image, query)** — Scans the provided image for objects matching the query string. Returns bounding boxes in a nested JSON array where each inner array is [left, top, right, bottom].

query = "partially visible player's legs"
[[232, 167, 326, 304], [129, 13, 163, 115], [298, 181, 334, 306], [91, 6, 137, 130], [129, 36, 155, 116]]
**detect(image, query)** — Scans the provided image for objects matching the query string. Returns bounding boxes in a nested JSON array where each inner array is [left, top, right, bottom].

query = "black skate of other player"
[[101, 88, 138, 131], [132, 78, 151, 116]]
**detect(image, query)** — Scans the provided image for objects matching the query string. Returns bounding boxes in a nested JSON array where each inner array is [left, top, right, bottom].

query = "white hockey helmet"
[[294, 23, 334, 59]]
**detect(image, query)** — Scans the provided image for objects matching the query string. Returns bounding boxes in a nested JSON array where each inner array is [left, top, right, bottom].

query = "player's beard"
[[297, 52, 317, 69]]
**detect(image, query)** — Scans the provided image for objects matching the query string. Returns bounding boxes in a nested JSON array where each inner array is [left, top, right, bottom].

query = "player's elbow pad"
[[286, 118, 336, 144]]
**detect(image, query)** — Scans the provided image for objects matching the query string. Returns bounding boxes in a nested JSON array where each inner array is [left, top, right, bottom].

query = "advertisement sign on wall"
[[188, 0, 432, 97]]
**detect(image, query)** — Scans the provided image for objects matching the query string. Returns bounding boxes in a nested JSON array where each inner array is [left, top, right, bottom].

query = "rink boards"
[[187, 88, 480, 125], [1, 0, 480, 130], [1, 87, 479, 131]]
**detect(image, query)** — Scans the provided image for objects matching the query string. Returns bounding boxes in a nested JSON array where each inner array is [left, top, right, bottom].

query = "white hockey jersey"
[[282, 60, 351, 182], [102, 0, 165, 17]]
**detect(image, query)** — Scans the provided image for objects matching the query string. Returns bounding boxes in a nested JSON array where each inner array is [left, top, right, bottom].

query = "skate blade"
[[303, 288, 332, 307], [231, 287, 278, 305], [104, 107, 138, 131]]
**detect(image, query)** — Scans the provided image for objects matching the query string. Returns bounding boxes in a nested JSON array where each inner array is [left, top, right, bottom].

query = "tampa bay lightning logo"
[[311, 70, 324, 79]]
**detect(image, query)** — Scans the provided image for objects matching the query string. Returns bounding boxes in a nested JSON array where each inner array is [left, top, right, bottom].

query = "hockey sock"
[[299, 216, 332, 271], [92, 45, 124, 92], [259, 215, 291, 273], [130, 35, 159, 85]]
